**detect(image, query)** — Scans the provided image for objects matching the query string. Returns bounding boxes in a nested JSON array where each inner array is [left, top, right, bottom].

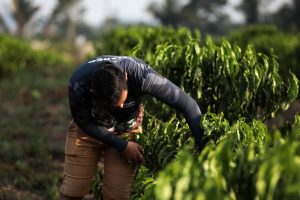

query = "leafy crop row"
[[92, 26, 300, 199], [137, 114, 300, 200]]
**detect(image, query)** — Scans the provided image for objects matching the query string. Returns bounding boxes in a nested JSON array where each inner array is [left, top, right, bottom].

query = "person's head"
[[90, 61, 128, 110]]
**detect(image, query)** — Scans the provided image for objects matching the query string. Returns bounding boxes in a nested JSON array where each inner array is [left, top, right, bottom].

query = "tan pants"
[[60, 120, 139, 199]]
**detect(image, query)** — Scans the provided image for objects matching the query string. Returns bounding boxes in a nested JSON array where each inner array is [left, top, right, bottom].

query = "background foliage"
[[0, 35, 69, 79], [228, 24, 300, 86]]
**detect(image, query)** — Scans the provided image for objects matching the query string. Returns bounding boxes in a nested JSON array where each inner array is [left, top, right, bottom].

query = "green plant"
[[229, 24, 300, 93], [137, 114, 300, 200], [145, 37, 298, 122], [0, 34, 69, 79]]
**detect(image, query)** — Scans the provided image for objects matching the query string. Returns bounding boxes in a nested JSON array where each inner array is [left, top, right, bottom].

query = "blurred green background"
[[0, 0, 299, 199]]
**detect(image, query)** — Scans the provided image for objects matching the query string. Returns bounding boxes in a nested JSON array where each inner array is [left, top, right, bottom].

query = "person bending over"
[[60, 55, 203, 200]]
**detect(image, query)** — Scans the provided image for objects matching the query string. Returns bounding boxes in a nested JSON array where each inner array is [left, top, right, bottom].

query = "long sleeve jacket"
[[69, 55, 203, 151]]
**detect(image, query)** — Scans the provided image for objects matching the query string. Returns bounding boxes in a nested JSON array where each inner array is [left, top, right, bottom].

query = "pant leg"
[[101, 146, 138, 200], [60, 120, 105, 198]]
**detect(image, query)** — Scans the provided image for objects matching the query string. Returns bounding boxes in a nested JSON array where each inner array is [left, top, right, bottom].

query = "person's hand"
[[121, 141, 145, 164]]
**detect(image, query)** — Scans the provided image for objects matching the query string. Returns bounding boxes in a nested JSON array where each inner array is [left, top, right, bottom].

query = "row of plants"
[[91, 111, 300, 199], [92, 26, 299, 199], [137, 113, 300, 200]]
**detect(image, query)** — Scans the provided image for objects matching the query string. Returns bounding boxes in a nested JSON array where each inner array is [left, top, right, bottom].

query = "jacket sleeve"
[[142, 68, 204, 149], [69, 89, 128, 151]]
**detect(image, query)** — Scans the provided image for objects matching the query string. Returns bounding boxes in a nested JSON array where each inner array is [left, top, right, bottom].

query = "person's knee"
[[59, 192, 83, 200], [60, 177, 92, 199]]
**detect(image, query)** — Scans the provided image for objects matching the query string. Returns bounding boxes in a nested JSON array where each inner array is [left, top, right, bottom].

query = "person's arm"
[[69, 89, 128, 151], [142, 69, 204, 149]]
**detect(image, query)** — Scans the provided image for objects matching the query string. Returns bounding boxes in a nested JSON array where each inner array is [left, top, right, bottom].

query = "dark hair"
[[90, 61, 127, 127]]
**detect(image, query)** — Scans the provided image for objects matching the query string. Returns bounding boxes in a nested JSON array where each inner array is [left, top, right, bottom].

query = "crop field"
[[0, 26, 300, 199]]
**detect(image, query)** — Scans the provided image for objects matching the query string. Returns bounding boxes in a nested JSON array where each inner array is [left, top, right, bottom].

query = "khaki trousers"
[[60, 120, 139, 199]]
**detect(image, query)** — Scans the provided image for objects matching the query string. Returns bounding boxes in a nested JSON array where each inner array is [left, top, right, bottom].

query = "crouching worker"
[[60, 55, 204, 200]]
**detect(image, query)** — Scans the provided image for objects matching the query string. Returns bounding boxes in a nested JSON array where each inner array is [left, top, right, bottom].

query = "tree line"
[[0, 0, 299, 40]]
